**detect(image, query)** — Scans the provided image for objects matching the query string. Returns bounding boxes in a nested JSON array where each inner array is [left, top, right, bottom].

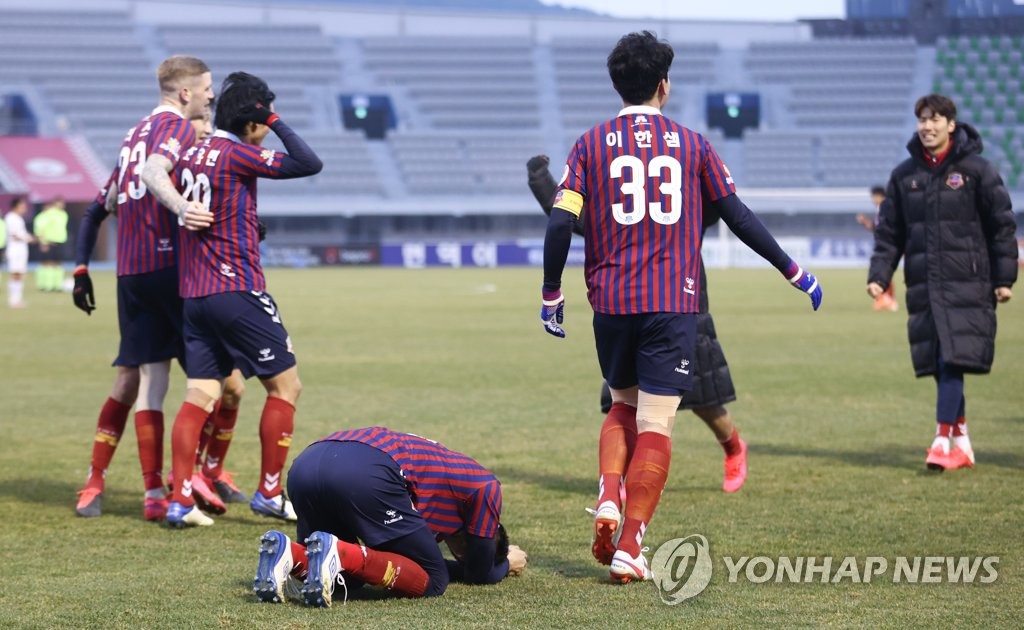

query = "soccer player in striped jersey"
[[165, 72, 322, 528], [541, 31, 822, 583], [529, 154, 748, 494], [72, 56, 214, 521], [73, 110, 247, 519], [253, 427, 527, 607]]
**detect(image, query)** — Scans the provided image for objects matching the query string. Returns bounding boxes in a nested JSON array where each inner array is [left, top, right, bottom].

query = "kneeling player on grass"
[[253, 427, 528, 607]]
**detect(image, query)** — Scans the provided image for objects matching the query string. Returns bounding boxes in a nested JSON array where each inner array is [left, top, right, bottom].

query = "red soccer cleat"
[[723, 438, 748, 493], [190, 473, 228, 515], [944, 446, 975, 470], [590, 501, 621, 566], [75, 487, 103, 518], [925, 446, 953, 471], [144, 496, 168, 521]]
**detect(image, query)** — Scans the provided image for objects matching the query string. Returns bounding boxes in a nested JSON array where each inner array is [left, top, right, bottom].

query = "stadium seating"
[[0, 9, 153, 165], [1, 5, 1021, 203], [934, 35, 1023, 186]]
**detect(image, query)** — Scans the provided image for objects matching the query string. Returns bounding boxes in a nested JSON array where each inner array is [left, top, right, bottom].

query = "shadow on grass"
[[0, 477, 150, 518], [752, 443, 1024, 471]]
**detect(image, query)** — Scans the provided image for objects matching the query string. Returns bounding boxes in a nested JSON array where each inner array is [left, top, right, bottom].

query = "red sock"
[[196, 415, 215, 468], [618, 432, 672, 557], [936, 422, 954, 438], [85, 397, 132, 490], [336, 540, 429, 597], [201, 403, 239, 480], [952, 417, 967, 437], [258, 397, 295, 498], [134, 410, 165, 492], [720, 428, 742, 457], [169, 402, 209, 505], [597, 402, 637, 507], [290, 542, 308, 578]]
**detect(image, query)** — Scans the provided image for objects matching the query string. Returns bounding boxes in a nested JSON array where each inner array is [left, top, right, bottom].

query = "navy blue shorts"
[[593, 312, 697, 396], [183, 290, 296, 380], [115, 266, 183, 367], [287, 441, 428, 547]]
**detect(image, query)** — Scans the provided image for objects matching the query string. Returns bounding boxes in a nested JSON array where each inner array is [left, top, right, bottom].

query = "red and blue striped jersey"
[[319, 427, 503, 540], [555, 105, 735, 314], [95, 169, 116, 205], [113, 106, 196, 276], [175, 130, 284, 298]]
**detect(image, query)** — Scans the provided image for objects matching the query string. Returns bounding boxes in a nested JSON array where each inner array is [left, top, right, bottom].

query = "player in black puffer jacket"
[[528, 155, 746, 493], [868, 94, 1017, 472]]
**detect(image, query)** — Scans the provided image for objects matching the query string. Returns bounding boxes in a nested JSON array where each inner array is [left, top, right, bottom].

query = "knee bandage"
[[636, 391, 681, 436]]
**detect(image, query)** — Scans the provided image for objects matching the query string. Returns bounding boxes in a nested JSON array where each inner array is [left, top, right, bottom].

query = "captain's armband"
[[552, 189, 584, 218]]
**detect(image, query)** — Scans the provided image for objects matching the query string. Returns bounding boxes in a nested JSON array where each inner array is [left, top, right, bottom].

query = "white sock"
[[953, 434, 973, 453], [930, 435, 950, 454], [8, 279, 23, 306]]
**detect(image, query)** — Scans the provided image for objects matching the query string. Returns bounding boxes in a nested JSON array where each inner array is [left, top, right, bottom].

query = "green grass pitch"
[[0, 267, 1021, 628]]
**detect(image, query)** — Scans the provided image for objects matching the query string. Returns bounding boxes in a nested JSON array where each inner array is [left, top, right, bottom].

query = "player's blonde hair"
[[157, 55, 210, 93]]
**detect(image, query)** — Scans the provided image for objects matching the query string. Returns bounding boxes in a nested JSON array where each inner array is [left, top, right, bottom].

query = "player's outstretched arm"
[[141, 153, 213, 230], [540, 207, 576, 337], [445, 532, 517, 585], [713, 193, 823, 310], [239, 104, 323, 178], [71, 200, 109, 315]]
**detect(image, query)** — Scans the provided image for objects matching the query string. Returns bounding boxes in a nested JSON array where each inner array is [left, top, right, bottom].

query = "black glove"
[[258, 220, 267, 242], [527, 154, 550, 176], [238, 102, 279, 126], [72, 268, 95, 315]]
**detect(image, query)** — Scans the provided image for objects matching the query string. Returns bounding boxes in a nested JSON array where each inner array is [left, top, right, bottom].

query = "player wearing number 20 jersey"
[[557, 108, 734, 315], [165, 72, 322, 529]]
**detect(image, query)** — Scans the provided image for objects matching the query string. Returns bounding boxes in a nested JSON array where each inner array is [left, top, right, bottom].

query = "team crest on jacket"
[[946, 172, 964, 190]]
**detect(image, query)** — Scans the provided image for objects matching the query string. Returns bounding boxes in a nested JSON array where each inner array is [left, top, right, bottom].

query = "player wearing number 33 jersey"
[[557, 106, 732, 314], [540, 31, 822, 584]]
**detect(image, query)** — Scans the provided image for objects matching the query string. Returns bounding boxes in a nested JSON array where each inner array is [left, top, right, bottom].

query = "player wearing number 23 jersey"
[[114, 107, 196, 277]]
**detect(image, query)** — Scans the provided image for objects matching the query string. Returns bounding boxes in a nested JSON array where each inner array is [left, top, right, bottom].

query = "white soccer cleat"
[[586, 501, 622, 566], [166, 502, 214, 528], [253, 530, 294, 603], [610, 547, 653, 583], [301, 531, 344, 608]]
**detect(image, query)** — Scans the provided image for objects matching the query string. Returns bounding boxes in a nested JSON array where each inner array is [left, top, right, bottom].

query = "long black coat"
[[868, 123, 1018, 376]]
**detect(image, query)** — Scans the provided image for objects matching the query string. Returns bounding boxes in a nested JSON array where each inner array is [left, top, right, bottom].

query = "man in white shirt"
[[4, 196, 36, 308]]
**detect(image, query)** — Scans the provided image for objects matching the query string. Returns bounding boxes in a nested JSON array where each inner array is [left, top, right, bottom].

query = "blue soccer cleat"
[[301, 531, 344, 608], [250, 491, 298, 522], [166, 501, 214, 528], [253, 530, 294, 603]]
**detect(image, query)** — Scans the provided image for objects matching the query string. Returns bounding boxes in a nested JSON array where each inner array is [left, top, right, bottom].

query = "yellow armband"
[[553, 189, 584, 218]]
